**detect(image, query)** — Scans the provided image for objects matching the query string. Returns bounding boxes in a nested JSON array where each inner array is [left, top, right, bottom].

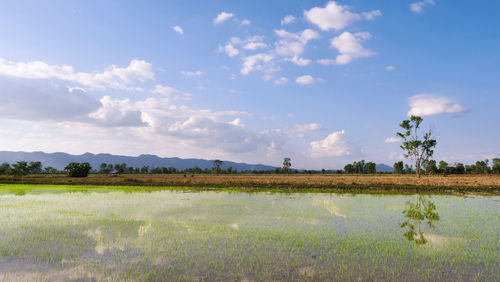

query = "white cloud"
[[181, 70, 203, 76], [408, 94, 469, 116], [241, 19, 251, 26], [274, 28, 319, 57], [152, 85, 192, 100], [214, 12, 234, 24], [223, 44, 240, 57], [285, 56, 311, 66], [304, 1, 381, 31], [274, 77, 288, 85], [385, 137, 402, 143], [410, 0, 435, 13], [295, 123, 323, 133], [243, 42, 267, 50], [240, 53, 274, 75], [0, 58, 154, 90], [386, 65, 395, 71], [89, 96, 145, 127], [330, 32, 376, 65], [0, 77, 100, 121], [296, 75, 323, 85], [310, 130, 351, 158], [281, 15, 296, 25], [317, 59, 336, 66], [173, 25, 184, 35]]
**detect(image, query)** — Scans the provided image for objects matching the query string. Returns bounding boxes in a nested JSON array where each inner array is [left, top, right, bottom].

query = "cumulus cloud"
[[285, 56, 311, 66], [310, 130, 351, 158], [0, 58, 154, 91], [407, 94, 469, 116], [330, 32, 376, 65], [385, 137, 402, 143], [274, 29, 319, 57], [228, 35, 268, 51], [214, 12, 234, 24], [152, 85, 192, 100], [0, 77, 100, 121], [89, 96, 145, 127], [181, 70, 203, 76], [221, 44, 240, 57], [316, 59, 336, 66], [274, 77, 288, 85], [296, 75, 323, 85], [172, 25, 184, 35], [410, 0, 435, 13], [304, 1, 381, 31], [240, 53, 274, 75], [241, 19, 251, 26], [295, 123, 323, 133], [281, 15, 296, 25]]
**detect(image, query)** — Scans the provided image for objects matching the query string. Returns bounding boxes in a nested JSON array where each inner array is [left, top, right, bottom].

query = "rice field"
[[0, 184, 498, 281]]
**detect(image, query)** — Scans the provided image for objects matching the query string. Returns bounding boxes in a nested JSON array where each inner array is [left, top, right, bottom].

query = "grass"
[[0, 185, 498, 281], [1, 174, 500, 194]]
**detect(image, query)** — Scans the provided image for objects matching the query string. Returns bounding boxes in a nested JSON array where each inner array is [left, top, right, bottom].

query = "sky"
[[0, 0, 499, 169]]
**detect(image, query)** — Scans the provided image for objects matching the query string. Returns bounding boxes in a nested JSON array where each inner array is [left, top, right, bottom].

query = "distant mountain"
[[376, 163, 393, 172], [0, 151, 277, 171]]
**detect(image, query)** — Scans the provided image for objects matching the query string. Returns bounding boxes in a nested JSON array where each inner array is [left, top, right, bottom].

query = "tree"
[[65, 162, 91, 177], [27, 161, 42, 174], [493, 158, 500, 174], [365, 162, 376, 174], [475, 160, 490, 174], [438, 161, 448, 174], [397, 116, 437, 178], [344, 164, 355, 174], [8, 161, 30, 176], [424, 160, 438, 175], [393, 161, 404, 174], [282, 158, 291, 174], [0, 162, 10, 175], [455, 163, 465, 174], [213, 159, 223, 175], [352, 160, 365, 174]]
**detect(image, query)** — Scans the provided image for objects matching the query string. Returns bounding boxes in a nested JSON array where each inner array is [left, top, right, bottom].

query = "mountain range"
[[0, 151, 393, 172]]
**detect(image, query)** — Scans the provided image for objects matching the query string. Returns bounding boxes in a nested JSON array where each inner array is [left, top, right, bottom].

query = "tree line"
[[393, 159, 500, 175]]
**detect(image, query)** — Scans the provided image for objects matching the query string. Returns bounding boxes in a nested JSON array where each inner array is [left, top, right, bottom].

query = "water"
[[0, 187, 498, 281]]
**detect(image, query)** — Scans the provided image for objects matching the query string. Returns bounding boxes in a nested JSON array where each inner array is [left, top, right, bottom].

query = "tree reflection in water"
[[400, 195, 440, 245]]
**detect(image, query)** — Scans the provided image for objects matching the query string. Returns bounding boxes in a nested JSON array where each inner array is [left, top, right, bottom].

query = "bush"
[[65, 162, 91, 177]]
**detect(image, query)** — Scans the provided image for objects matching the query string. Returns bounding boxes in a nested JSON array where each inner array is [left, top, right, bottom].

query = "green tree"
[[492, 158, 500, 174], [27, 161, 42, 174], [393, 161, 404, 174], [397, 116, 437, 178], [213, 159, 223, 175], [344, 164, 355, 174], [0, 162, 10, 175], [365, 162, 376, 174], [99, 163, 109, 174], [424, 160, 438, 175], [65, 162, 91, 177], [282, 158, 291, 174], [438, 160, 448, 174], [8, 161, 30, 176], [475, 160, 489, 174], [352, 160, 365, 174], [455, 163, 465, 174]]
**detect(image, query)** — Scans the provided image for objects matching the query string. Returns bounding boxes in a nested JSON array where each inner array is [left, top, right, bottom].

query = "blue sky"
[[0, 0, 498, 169]]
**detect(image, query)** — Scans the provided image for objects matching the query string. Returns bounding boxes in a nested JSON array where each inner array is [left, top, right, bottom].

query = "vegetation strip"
[[0, 180, 498, 195]]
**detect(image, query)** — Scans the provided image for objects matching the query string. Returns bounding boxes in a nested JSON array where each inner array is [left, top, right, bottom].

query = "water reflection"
[[400, 195, 440, 245]]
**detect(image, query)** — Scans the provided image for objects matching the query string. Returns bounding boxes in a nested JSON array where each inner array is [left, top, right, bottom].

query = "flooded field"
[[0, 185, 498, 281]]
